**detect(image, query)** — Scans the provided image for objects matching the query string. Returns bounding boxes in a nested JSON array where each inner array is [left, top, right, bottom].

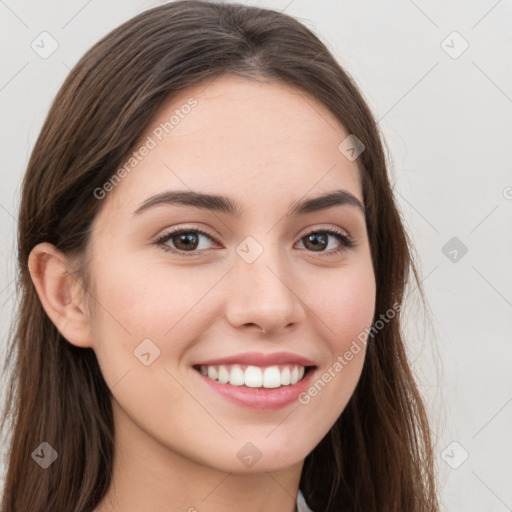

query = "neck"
[[94, 400, 303, 512]]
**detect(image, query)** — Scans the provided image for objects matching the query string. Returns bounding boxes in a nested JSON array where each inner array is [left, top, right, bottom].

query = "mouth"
[[192, 363, 313, 389], [191, 351, 317, 409]]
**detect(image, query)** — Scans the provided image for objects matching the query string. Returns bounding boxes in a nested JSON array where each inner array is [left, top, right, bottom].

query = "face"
[[84, 74, 376, 473]]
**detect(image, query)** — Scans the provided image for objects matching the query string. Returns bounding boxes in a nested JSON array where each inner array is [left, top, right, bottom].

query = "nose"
[[224, 243, 306, 335]]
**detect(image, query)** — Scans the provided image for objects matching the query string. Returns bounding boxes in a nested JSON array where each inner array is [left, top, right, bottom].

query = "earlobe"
[[28, 242, 94, 348]]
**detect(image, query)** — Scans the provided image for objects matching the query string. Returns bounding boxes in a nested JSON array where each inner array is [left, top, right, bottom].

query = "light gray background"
[[1, 1, 511, 510]]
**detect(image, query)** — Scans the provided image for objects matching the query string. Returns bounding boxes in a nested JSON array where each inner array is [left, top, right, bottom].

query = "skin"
[[29, 74, 376, 512]]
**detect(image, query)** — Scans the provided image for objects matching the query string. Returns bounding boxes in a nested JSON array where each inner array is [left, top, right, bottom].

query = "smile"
[[195, 364, 307, 388]]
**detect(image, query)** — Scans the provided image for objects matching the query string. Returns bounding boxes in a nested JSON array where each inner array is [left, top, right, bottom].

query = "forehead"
[[102, 73, 362, 218]]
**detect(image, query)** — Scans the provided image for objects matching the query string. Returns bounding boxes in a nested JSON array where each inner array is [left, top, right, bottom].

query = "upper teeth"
[[199, 364, 306, 388]]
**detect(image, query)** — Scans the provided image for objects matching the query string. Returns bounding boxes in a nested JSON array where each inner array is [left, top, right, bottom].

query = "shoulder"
[[297, 488, 315, 512]]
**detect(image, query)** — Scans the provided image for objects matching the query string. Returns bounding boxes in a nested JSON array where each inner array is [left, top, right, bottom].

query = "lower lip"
[[194, 367, 316, 410]]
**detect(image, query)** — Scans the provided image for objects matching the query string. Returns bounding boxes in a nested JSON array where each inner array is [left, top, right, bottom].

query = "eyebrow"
[[132, 189, 365, 217]]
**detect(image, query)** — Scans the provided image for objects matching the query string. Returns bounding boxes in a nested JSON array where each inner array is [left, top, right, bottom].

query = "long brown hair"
[[1, 1, 439, 510]]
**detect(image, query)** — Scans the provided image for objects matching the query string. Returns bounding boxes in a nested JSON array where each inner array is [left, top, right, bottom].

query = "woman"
[[0, 1, 439, 511]]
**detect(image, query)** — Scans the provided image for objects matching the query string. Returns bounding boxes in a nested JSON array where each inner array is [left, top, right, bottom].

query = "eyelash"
[[154, 226, 354, 258]]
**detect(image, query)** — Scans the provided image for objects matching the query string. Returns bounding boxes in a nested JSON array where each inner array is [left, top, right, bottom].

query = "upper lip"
[[194, 351, 315, 367]]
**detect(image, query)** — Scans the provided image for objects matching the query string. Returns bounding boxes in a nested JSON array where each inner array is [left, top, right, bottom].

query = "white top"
[[297, 489, 314, 512]]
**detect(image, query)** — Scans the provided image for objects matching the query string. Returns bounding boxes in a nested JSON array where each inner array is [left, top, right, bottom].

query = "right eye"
[[154, 228, 220, 256]]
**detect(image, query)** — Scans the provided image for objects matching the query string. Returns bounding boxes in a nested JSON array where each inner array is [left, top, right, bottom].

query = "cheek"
[[296, 263, 375, 426], [87, 255, 225, 380], [86, 258, 221, 442], [308, 263, 376, 349]]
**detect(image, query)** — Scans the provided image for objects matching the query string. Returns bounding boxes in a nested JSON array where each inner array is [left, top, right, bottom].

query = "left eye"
[[154, 228, 353, 256], [296, 230, 353, 254]]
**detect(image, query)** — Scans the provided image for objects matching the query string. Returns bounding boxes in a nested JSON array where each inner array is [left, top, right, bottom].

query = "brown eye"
[[155, 229, 218, 256], [302, 232, 329, 251], [297, 230, 354, 255], [172, 232, 200, 251]]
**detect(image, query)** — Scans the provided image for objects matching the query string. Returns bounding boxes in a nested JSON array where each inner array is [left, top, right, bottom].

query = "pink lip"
[[193, 351, 315, 367], [193, 366, 317, 410]]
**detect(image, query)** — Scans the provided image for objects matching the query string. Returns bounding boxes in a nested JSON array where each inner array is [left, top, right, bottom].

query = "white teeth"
[[245, 365, 263, 387], [198, 363, 307, 388], [263, 366, 281, 388], [207, 366, 218, 380], [218, 365, 230, 384], [229, 364, 245, 386]]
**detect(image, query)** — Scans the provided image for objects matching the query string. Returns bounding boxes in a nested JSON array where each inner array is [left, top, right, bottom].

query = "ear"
[[28, 242, 94, 348]]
